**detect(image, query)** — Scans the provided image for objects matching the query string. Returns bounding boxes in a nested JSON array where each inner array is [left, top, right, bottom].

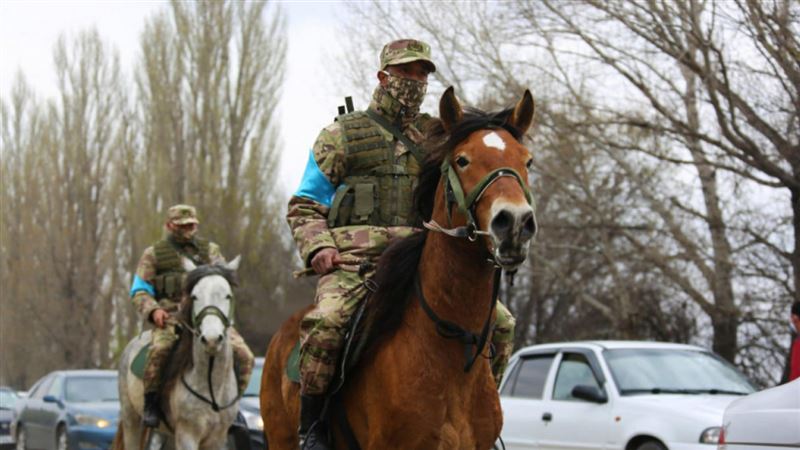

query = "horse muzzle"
[[489, 203, 536, 269], [199, 318, 228, 355]]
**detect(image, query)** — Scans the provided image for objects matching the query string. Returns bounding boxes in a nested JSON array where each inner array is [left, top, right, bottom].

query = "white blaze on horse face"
[[192, 275, 232, 353], [482, 131, 506, 151]]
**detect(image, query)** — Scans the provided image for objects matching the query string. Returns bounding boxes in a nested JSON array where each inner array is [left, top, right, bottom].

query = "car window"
[[0, 389, 18, 409], [29, 375, 54, 400], [505, 355, 554, 399], [65, 376, 118, 402], [604, 348, 755, 395], [553, 353, 601, 401], [46, 375, 63, 398], [243, 360, 264, 397]]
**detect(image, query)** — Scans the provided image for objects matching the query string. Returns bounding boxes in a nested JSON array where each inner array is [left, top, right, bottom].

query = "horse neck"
[[417, 218, 497, 332], [188, 332, 234, 386]]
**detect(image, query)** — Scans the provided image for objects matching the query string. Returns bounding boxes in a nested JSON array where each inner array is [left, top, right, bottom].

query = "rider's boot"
[[298, 394, 331, 450], [142, 392, 161, 428]]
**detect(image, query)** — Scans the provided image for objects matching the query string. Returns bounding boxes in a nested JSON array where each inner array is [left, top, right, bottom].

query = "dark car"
[[236, 357, 265, 450], [12, 370, 118, 450], [1, 387, 20, 449]]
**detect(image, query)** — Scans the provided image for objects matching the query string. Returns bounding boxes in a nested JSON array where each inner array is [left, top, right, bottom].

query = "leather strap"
[[414, 268, 502, 372], [365, 109, 425, 164]]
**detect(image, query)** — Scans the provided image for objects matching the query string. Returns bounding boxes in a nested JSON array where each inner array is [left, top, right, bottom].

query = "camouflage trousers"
[[143, 324, 255, 395], [299, 269, 516, 395]]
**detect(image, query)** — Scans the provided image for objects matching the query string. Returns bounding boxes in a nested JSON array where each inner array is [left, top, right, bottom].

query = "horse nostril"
[[522, 211, 536, 239], [491, 210, 513, 235], [201, 336, 208, 345]]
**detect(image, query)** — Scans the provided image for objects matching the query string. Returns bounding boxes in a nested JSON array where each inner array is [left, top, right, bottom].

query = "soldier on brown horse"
[[262, 86, 537, 449]]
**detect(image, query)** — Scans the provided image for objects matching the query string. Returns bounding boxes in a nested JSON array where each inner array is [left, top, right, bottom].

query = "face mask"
[[382, 72, 427, 111], [171, 224, 198, 242]]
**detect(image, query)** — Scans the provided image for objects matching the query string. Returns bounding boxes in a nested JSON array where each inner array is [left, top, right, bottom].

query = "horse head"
[[431, 87, 537, 270], [181, 256, 241, 355]]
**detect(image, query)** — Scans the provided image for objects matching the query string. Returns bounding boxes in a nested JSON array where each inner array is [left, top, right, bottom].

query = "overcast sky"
[[0, 0, 354, 200]]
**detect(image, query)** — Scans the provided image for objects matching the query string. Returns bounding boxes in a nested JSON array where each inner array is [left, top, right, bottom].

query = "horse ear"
[[182, 257, 197, 272], [225, 255, 241, 271], [439, 86, 462, 132], [509, 89, 535, 136]]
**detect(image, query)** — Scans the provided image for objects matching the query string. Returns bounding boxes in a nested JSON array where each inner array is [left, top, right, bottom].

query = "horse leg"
[[198, 433, 229, 450], [120, 416, 143, 450], [173, 430, 200, 450]]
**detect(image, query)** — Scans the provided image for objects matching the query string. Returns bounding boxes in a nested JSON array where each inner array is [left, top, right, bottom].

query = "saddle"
[[131, 343, 152, 379]]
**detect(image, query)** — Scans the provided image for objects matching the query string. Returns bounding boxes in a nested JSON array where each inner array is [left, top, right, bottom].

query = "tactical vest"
[[152, 237, 211, 301], [327, 111, 429, 228]]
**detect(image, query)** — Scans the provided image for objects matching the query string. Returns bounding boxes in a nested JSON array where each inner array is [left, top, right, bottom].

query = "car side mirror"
[[42, 395, 63, 407], [572, 384, 608, 403]]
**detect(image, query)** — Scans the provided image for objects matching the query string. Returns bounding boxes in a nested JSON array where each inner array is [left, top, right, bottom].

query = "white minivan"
[[498, 341, 755, 450]]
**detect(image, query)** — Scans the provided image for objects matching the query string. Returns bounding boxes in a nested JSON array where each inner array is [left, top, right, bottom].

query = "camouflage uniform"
[[288, 40, 516, 396], [130, 205, 254, 396]]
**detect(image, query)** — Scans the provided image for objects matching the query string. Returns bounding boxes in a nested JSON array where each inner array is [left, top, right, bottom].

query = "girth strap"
[[414, 268, 502, 372]]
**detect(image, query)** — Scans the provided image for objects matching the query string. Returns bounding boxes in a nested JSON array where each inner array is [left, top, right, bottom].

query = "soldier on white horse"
[[126, 205, 254, 427]]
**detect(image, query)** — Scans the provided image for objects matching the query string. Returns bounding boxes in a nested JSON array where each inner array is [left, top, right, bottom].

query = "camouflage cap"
[[379, 39, 436, 73], [167, 204, 199, 225]]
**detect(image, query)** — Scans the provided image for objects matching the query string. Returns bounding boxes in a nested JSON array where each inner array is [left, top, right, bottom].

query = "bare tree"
[[0, 29, 128, 385], [126, 0, 305, 350]]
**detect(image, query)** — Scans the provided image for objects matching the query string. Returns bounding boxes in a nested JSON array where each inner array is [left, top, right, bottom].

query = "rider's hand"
[[151, 309, 169, 329], [311, 248, 343, 275]]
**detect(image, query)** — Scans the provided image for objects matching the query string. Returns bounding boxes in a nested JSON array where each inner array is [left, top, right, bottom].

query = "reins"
[[414, 268, 502, 372], [180, 355, 241, 412]]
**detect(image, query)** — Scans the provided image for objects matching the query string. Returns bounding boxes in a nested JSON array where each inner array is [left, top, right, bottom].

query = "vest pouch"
[[154, 276, 165, 298], [328, 184, 353, 228], [165, 275, 177, 299], [352, 183, 375, 225]]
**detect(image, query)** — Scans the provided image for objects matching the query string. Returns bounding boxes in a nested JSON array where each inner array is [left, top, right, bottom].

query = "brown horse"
[[261, 87, 537, 450]]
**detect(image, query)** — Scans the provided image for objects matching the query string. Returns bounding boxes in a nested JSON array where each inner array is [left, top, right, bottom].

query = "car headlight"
[[74, 414, 111, 428], [700, 426, 721, 444], [240, 410, 263, 431]]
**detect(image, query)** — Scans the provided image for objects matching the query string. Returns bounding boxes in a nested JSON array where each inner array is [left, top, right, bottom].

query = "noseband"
[[192, 302, 233, 331]]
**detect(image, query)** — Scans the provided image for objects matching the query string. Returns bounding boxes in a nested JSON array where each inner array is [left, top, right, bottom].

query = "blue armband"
[[294, 150, 335, 208], [129, 275, 155, 298]]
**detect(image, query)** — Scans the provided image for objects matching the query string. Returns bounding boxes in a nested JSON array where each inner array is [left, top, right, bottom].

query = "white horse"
[[114, 257, 241, 450]]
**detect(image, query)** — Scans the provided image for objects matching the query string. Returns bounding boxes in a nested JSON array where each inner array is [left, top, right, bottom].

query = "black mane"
[[184, 264, 238, 294], [365, 105, 521, 346]]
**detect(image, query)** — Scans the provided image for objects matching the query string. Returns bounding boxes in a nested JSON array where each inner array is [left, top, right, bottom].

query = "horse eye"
[[526, 159, 533, 169], [190, 295, 197, 301], [456, 156, 470, 168]]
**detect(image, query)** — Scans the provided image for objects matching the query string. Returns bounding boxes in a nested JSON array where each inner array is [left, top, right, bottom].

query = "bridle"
[[417, 148, 534, 373], [180, 287, 239, 412], [424, 156, 533, 242]]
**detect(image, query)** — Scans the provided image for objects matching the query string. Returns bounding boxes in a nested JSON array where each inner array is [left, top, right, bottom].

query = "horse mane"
[[160, 263, 238, 415], [364, 105, 523, 348]]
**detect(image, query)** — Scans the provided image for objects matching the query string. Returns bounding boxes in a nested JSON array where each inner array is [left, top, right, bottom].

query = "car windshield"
[[605, 348, 755, 396], [0, 390, 18, 409], [65, 376, 118, 402], [243, 362, 263, 397]]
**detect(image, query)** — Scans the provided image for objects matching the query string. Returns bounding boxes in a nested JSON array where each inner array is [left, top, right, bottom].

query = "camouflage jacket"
[[129, 238, 224, 322], [287, 89, 432, 268]]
